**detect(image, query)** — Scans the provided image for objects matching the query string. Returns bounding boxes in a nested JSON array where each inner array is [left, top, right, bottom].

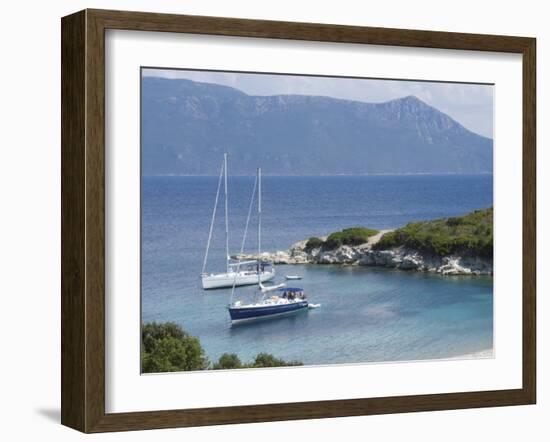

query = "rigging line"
[[230, 174, 258, 303], [224, 153, 229, 273], [257, 168, 263, 302], [201, 160, 225, 275]]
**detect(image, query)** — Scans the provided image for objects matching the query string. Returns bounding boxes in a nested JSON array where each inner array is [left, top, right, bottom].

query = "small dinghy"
[[285, 275, 302, 280]]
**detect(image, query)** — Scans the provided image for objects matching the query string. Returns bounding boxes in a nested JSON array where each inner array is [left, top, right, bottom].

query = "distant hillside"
[[141, 77, 493, 175]]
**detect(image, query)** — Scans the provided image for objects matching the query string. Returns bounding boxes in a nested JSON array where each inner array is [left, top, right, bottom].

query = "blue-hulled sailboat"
[[229, 287, 310, 323], [227, 167, 316, 324]]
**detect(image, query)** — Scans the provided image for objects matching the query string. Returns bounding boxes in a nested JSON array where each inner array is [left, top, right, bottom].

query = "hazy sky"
[[143, 68, 493, 138]]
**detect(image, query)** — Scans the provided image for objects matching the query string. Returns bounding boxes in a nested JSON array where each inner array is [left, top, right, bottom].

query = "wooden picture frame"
[[61, 8, 536, 433]]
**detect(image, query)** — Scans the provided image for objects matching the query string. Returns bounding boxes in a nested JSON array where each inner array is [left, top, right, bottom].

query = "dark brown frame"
[[61, 8, 536, 433]]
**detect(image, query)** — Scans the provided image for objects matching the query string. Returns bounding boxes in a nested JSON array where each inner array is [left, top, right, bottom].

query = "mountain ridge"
[[141, 77, 493, 176]]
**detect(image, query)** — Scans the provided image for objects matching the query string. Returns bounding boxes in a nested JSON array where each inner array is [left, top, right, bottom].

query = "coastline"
[[234, 208, 493, 276], [235, 232, 493, 276]]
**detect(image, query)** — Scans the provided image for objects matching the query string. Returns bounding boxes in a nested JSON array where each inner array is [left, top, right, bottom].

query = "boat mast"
[[201, 158, 224, 276], [224, 153, 229, 274], [257, 167, 262, 286], [230, 174, 258, 304]]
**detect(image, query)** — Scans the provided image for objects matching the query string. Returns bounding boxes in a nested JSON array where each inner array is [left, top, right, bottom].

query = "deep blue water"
[[142, 174, 493, 366]]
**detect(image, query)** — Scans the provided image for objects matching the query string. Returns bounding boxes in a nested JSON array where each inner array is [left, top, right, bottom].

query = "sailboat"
[[228, 167, 316, 323], [201, 154, 276, 290]]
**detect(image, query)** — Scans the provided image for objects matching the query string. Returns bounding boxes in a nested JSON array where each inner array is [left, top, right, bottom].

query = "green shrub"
[[446, 216, 463, 227], [213, 352, 303, 369], [323, 227, 379, 250], [305, 237, 324, 252], [141, 322, 209, 373], [142, 323, 304, 372], [374, 208, 493, 258], [212, 353, 243, 370], [248, 353, 303, 368]]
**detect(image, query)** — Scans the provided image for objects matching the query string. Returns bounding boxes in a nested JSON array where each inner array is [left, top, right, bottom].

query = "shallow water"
[[141, 175, 493, 366]]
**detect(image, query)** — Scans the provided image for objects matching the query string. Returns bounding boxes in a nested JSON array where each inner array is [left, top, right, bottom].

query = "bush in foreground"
[[212, 353, 243, 370], [141, 322, 209, 373], [142, 323, 303, 373], [250, 353, 303, 368], [213, 352, 303, 370]]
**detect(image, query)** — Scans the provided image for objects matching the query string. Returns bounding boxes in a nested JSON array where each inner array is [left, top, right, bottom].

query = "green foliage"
[[323, 227, 379, 250], [142, 323, 304, 373], [212, 352, 303, 370], [249, 353, 303, 368], [212, 353, 243, 370], [141, 322, 209, 373], [304, 228, 379, 252], [305, 237, 324, 252], [374, 207, 493, 258]]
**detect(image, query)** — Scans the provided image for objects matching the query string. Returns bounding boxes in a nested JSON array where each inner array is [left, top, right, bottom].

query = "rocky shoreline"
[[234, 229, 493, 276]]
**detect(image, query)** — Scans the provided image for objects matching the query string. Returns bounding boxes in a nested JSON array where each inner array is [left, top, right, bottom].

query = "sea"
[[141, 174, 493, 366]]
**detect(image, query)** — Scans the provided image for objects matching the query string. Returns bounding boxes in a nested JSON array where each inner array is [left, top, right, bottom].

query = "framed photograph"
[[61, 9, 536, 433]]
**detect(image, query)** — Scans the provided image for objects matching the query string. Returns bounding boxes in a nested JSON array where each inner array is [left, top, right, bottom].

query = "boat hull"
[[229, 300, 309, 323], [202, 270, 275, 290]]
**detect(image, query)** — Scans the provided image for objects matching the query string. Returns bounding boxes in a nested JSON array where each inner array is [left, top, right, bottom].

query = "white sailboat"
[[201, 154, 276, 290]]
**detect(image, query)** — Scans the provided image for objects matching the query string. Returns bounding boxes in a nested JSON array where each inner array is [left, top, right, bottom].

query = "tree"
[[141, 322, 209, 373], [141, 322, 304, 373], [212, 353, 243, 370], [250, 352, 303, 368], [305, 237, 324, 252]]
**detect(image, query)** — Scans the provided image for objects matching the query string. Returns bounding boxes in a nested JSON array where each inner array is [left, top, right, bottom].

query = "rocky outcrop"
[[233, 230, 493, 276], [354, 247, 493, 275]]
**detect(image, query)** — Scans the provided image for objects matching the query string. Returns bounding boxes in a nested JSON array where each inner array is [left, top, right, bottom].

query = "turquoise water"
[[142, 175, 493, 366]]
